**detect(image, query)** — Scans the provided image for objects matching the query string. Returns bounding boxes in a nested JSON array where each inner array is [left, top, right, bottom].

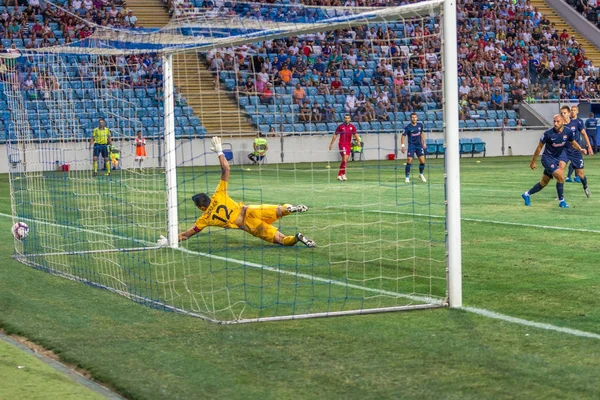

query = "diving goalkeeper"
[[176, 137, 315, 248]]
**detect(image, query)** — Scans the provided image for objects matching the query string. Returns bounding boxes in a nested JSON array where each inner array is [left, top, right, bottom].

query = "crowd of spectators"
[[0, 0, 138, 49], [195, 0, 600, 128], [568, 0, 600, 29]]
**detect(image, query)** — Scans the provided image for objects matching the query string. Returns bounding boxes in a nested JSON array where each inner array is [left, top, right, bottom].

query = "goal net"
[[4, 0, 461, 323]]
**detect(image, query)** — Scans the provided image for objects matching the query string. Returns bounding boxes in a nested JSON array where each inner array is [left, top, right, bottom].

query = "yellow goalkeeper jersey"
[[93, 127, 111, 145], [194, 180, 244, 232]]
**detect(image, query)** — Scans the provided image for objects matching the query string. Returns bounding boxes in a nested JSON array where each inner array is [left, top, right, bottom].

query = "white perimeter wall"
[[0, 129, 544, 174]]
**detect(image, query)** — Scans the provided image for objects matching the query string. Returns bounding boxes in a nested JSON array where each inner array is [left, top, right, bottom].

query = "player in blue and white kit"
[[585, 112, 598, 153], [562, 105, 592, 197], [522, 114, 586, 208], [401, 113, 427, 183]]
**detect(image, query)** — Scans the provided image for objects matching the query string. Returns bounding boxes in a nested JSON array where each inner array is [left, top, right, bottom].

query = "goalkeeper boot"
[[558, 199, 570, 208], [405, 177, 410, 183], [522, 193, 531, 207], [92, 171, 97, 177], [286, 204, 308, 214], [419, 174, 427, 183], [296, 232, 316, 248]]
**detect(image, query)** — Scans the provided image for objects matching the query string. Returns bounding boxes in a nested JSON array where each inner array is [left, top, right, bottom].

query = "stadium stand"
[[1, 0, 599, 141], [566, 0, 600, 29]]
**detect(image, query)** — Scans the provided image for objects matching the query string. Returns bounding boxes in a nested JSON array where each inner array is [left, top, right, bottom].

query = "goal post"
[[441, 0, 462, 308], [3, 0, 462, 323]]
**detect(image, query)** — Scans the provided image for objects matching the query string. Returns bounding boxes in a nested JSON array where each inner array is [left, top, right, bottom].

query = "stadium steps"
[[532, 0, 600, 65], [173, 52, 256, 136], [124, 0, 171, 28]]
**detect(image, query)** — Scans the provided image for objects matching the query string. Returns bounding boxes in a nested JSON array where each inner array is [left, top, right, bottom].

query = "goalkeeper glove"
[[157, 235, 169, 247], [211, 136, 223, 156]]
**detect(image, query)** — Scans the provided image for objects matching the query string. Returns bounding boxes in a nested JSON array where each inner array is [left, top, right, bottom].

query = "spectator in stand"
[[298, 99, 311, 122], [355, 93, 367, 122], [260, 83, 274, 105], [292, 83, 306, 106], [345, 89, 358, 115], [411, 93, 423, 111], [238, 76, 254, 98], [311, 102, 322, 123], [372, 66, 385, 86], [210, 52, 224, 87], [331, 73, 343, 95], [364, 100, 376, 122], [353, 65, 366, 86], [490, 89, 504, 110], [278, 64, 292, 86], [8, 20, 22, 40], [318, 71, 330, 95], [375, 101, 389, 122], [322, 101, 334, 122]]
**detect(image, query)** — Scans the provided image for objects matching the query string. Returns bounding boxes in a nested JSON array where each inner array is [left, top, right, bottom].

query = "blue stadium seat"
[[195, 126, 207, 137], [506, 110, 518, 119], [476, 120, 488, 129], [259, 124, 271, 134], [381, 121, 393, 132], [459, 138, 473, 156], [183, 126, 195, 137], [425, 138, 437, 157], [471, 137, 486, 157], [316, 123, 328, 133], [435, 139, 445, 156]]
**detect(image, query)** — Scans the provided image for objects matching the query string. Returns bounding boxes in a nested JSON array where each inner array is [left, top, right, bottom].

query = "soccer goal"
[[3, 0, 461, 323]]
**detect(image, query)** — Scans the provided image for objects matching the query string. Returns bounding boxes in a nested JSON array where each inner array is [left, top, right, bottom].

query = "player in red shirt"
[[329, 115, 360, 181]]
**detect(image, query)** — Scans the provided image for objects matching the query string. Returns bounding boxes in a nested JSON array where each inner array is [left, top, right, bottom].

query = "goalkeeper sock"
[[405, 163, 411, 178], [93, 161, 98, 173], [105, 161, 111, 174], [282, 235, 298, 246]]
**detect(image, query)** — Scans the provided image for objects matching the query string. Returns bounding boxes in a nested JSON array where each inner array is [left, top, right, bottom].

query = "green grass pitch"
[[1, 155, 600, 399]]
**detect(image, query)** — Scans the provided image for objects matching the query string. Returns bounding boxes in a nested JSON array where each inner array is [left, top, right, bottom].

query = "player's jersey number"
[[212, 205, 231, 223]]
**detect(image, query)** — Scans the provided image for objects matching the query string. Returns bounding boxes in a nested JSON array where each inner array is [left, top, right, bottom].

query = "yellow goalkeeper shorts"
[[243, 205, 280, 243]]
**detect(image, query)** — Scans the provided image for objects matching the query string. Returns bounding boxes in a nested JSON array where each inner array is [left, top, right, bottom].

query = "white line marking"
[[462, 307, 600, 339], [373, 210, 600, 234], [2, 212, 600, 338]]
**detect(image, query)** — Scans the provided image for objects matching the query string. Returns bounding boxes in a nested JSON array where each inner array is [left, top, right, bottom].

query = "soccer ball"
[[11, 222, 29, 241]]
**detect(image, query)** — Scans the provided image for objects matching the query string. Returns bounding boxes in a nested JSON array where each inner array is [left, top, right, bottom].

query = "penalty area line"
[[1, 213, 599, 339], [372, 210, 600, 234]]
